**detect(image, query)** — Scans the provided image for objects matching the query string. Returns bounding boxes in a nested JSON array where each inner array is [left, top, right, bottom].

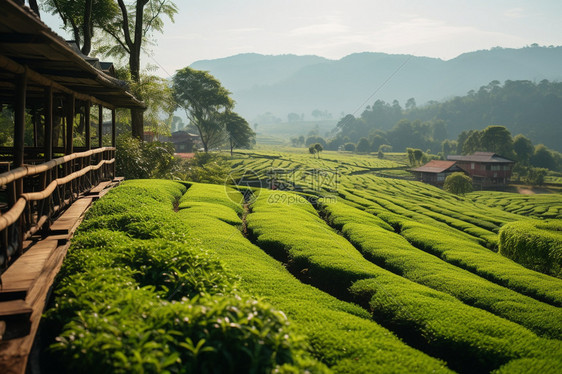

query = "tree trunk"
[[29, 0, 40, 18], [128, 0, 148, 139], [131, 108, 144, 139], [81, 0, 93, 55]]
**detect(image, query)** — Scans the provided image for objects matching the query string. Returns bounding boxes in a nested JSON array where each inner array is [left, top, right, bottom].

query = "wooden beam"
[[44, 86, 53, 161], [13, 70, 26, 169], [111, 109, 116, 147], [65, 94, 74, 155], [98, 104, 103, 148], [0, 55, 115, 110], [84, 102, 91, 150]]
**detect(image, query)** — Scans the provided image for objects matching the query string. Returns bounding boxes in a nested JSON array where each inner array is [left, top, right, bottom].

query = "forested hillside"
[[350, 80, 562, 152], [190, 46, 562, 123]]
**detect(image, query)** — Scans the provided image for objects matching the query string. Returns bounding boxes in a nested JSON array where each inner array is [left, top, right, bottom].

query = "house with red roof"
[[410, 160, 466, 186], [446, 152, 515, 188], [411, 152, 515, 189]]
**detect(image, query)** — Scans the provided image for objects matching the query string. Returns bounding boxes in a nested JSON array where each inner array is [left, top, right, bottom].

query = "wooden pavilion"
[[0, 1, 144, 371]]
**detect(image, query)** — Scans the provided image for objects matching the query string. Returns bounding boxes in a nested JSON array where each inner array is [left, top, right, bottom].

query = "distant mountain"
[[190, 46, 562, 123]]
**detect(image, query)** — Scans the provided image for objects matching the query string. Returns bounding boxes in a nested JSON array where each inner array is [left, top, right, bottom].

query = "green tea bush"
[[177, 190, 452, 373], [398, 219, 562, 306], [499, 220, 562, 278], [46, 180, 324, 373], [247, 190, 562, 372], [321, 200, 562, 339]]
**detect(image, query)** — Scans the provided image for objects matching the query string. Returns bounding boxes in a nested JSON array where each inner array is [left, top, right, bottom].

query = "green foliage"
[[443, 172, 473, 195], [115, 134, 179, 179], [524, 167, 548, 185], [173, 67, 234, 152], [513, 134, 535, 164], [179, 153, 231, 185], [177, 187, 451, 373], [129, 73, 176, 137], [246, 190, 562, 373], [305, 136, 326, 147], [321, 200, 562, 339], [224, 111, 255, 154], [356, 137, 370, 153], [43, 0, 119, 54], [46, 180, 322, 373], [499, 220, 562, 278], [343, 142, 355, 152], [469, 190, 562, 219]]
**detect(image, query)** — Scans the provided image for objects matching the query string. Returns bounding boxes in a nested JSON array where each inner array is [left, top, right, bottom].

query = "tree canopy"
[[444, 172, 473, 195], [173, 67, 255, 153], [224, 112, 255, 156], [45, 0, 178, 138]]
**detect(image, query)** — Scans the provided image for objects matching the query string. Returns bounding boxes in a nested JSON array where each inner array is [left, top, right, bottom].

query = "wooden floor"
[[0, 179, 121, 374]]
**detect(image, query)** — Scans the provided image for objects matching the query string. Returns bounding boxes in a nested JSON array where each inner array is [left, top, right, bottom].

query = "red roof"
[[175, 153, 196, 159], [411, 160, 460, 174], [447, 152, 514, 163]]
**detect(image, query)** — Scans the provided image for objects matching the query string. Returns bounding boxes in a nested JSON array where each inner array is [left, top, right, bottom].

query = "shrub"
[[499, 220, 562, 277], [116, 134, 179, 179], [321, 199, 562, 339], [343, 143, 355, 152], [46, 180, 322, 373], [443, 172, 473, 195]]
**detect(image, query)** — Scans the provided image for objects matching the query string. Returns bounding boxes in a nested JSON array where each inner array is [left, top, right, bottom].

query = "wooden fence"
[[0, 147, 115, 271]]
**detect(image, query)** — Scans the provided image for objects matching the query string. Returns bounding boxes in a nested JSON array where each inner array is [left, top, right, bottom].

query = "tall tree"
[[43, 0, 118, 55], [173, 67, 233, 152], [44, 0, 177, 138], [480, 125, 514, 157], [513, 134, 535, 164], [224, 112, 255, 156], [101, 0, 178, 138]]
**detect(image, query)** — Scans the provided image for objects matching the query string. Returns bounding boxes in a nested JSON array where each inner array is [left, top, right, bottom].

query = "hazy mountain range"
[[190, 46, 562, 123]]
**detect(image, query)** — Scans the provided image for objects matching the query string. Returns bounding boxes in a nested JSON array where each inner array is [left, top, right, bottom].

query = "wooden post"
[[44, 86, 53, 162], [65, 94, 74, 155], [14, 69, 27, 256], [85, 101, 91, 150], [98, 104, 103, 148], [111, 109, 116, 179], [32, 105, 39, 147], [14, 70, 27, 169], [111, 109, 116, 147]]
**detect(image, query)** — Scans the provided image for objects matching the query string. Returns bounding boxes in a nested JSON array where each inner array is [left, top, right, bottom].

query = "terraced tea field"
[[44, 149, 562, 373]]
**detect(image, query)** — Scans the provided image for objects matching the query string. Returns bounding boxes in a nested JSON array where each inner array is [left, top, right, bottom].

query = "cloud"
[[504, 8, 526, 19], [290, 23, 348, 36]]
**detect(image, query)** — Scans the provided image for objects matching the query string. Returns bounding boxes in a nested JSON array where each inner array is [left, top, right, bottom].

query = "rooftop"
[[0, 0, 144, 109], [411, 160, 461, 174], [447, 152, 514, 163]]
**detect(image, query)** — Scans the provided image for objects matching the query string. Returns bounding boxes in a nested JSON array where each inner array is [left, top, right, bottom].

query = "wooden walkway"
[[0, 178, 122, 374]]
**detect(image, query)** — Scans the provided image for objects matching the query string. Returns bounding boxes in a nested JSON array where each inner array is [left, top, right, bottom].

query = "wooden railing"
[[0, 147, 115, 271]]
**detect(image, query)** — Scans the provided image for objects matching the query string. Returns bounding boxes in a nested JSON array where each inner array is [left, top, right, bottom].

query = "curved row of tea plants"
[[499, 219, 562, 278], [339, 184, 562, 306], [45, 180, 325, 373], [320, 199, 562, 339], [246, 189, 562, 373], [175, 183, 451, 373], [468, 190, 562, 219]]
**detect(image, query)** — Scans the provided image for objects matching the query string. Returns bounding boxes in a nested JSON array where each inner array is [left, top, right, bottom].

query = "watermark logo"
[[224, 168, 262, 204], [266, 167, 340, 192], [225, 167, 340, 204]]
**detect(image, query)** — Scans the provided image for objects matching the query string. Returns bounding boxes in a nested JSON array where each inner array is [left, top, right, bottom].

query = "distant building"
[[160, 131, 201, 153], [411, 152, 515, 189], [410, 160, 466, 186], [447, 152, 515, 188]]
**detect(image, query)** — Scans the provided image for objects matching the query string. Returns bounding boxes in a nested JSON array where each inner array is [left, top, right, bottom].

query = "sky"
[[41, 0, 562, 78]]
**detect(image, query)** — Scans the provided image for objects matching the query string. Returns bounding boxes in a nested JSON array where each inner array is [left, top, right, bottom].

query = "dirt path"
[[518, 187, 535, 195]]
